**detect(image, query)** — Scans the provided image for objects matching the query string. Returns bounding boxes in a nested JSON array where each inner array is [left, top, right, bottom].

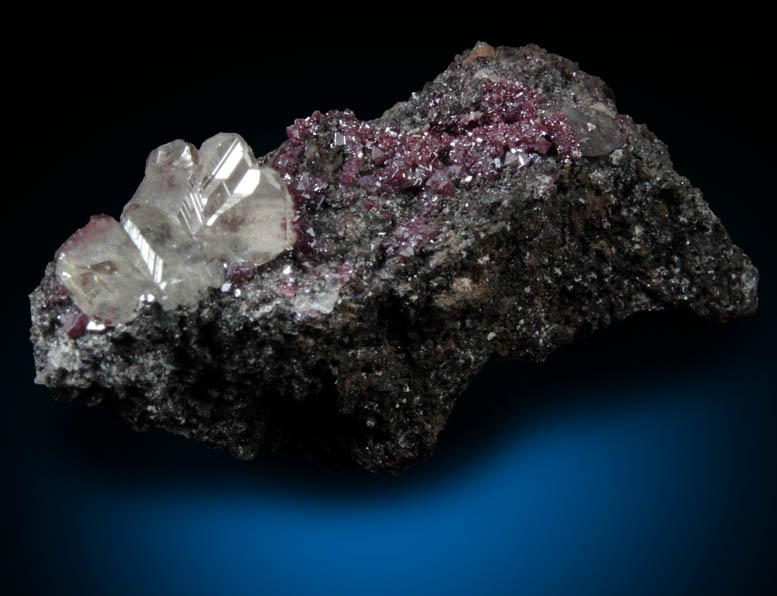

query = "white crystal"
[[504, 148, 530, 168], [56, 215, 157, 324], [57, 133, 296, 324]]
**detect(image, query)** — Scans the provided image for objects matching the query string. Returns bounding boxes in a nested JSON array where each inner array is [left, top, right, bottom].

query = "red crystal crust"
[[273, 78, 581, 257]]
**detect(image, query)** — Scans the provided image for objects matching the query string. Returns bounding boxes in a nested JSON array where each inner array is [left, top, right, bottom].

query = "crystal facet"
[[55, 215, 158, 324], [56, 133, 295, 324]]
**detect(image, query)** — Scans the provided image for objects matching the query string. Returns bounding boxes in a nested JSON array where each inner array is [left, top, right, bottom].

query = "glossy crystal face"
[[56, 133, 296, 324]]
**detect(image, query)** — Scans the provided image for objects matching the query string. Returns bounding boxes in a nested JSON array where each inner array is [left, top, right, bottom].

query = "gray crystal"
[[560, 105, 625, 157]]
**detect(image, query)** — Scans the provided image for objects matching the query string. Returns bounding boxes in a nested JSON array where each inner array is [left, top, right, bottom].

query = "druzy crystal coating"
[[56, 133, 295, 325]]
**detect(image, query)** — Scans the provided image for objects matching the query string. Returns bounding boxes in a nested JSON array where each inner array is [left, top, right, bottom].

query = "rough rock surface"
[[30, 43, 759, 473]]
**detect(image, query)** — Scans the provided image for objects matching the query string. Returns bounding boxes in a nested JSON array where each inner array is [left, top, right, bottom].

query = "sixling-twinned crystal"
[[55, 133, 295, 326]]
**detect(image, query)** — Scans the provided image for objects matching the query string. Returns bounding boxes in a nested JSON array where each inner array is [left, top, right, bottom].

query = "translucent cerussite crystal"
[[56, 133, 295, 324], [55, 215, 158, 324]]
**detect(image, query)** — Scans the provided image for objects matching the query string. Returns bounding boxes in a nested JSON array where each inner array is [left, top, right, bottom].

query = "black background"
[[5, 20, 775, 596]]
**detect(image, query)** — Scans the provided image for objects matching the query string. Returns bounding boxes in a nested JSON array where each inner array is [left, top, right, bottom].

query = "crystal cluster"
[[56, 133, 295, 331]]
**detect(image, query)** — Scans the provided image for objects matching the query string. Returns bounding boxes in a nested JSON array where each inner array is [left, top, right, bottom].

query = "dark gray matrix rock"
[[30, 44, 759, 473]]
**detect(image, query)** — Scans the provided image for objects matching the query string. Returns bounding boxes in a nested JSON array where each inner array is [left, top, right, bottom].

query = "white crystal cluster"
[[56, 133, 295, 324]]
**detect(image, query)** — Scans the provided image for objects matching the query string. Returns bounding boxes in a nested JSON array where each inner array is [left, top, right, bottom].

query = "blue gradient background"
[[5, 32, 776, 595]]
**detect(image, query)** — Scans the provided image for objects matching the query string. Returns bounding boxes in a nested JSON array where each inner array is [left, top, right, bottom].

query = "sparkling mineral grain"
[[30, 43, 759, 473]]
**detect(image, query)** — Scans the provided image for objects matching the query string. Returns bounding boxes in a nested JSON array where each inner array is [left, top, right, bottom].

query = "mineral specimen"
[[30, 43, 759, 473]]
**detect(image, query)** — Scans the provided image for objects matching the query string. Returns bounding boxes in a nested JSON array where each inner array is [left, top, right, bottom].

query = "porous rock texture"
[[30, 43, 759, 473]]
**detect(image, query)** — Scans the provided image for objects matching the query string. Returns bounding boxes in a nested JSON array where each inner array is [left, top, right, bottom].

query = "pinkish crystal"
[[60, 309, 89, 339]]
